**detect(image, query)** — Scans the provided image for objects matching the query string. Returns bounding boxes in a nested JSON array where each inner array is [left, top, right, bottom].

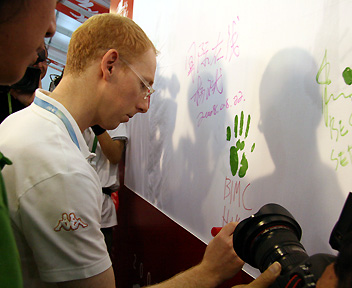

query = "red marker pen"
[[211, 227, 222, 237]]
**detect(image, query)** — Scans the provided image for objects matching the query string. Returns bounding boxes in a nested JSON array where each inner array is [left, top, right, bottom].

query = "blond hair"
[[65, 13, 156, 75]]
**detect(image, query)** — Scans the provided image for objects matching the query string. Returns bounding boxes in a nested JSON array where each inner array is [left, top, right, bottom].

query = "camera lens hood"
[[233, 203, 302, 268]]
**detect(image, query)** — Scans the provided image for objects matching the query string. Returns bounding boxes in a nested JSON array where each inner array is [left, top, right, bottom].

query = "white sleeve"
[[19, 171, 111, 283]]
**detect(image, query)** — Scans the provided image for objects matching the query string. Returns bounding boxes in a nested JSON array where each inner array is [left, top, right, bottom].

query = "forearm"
[[144, 263, 221, 288], [97, 132, 125, 164], [144, 222, 244, 288]]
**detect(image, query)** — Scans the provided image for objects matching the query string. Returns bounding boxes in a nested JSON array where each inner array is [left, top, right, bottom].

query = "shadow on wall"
[[252, 48, 344, 254]]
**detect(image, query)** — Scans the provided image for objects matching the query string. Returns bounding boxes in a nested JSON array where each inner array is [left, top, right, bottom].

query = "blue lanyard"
[[34, 97, 80, 150]]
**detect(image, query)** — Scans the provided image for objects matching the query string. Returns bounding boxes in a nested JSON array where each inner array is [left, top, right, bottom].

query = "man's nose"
[[46, 10, 57, 38], [137, 97, 150, 114]]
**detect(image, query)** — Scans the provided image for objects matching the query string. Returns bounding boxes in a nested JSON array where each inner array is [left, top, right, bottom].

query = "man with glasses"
[[0, 13, 281, 288], [120, 57, 154, 107]]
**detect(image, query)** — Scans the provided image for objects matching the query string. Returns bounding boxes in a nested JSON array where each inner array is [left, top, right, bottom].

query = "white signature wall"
[[125, 0, 352, 277]]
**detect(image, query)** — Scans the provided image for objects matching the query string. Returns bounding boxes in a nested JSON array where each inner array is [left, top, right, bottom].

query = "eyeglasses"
[[120, 57, 155, 100]]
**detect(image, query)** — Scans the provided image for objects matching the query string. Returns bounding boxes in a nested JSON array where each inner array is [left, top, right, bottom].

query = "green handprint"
[[226, 111, 255, 178]]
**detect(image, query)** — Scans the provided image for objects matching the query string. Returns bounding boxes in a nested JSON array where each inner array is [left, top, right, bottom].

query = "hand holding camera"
[[232, 193, 352, 288]]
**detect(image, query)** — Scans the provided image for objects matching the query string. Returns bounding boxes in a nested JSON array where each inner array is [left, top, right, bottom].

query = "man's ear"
[[101, 49, 119, 81]]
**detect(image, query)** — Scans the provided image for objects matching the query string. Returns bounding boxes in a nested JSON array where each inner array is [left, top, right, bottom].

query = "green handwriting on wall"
[[316, 50, 352, 170]]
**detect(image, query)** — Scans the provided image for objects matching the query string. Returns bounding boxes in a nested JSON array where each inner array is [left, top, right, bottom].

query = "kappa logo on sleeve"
[[54, 213, 88, 232]]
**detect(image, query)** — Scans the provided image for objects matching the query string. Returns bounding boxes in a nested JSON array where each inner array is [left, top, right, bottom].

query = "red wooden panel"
[[112, 185, 254, 287]]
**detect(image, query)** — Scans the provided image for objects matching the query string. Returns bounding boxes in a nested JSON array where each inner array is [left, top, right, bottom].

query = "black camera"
[[233, 192, 352, 288]]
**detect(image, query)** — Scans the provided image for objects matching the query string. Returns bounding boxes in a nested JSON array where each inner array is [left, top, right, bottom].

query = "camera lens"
[[233, 204, 309, 274]]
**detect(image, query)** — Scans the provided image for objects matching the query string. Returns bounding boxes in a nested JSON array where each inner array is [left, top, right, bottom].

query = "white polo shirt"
[[0, 90, 111, 287], [84, 124, 128, 190], [83, 125, 128, 228]]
